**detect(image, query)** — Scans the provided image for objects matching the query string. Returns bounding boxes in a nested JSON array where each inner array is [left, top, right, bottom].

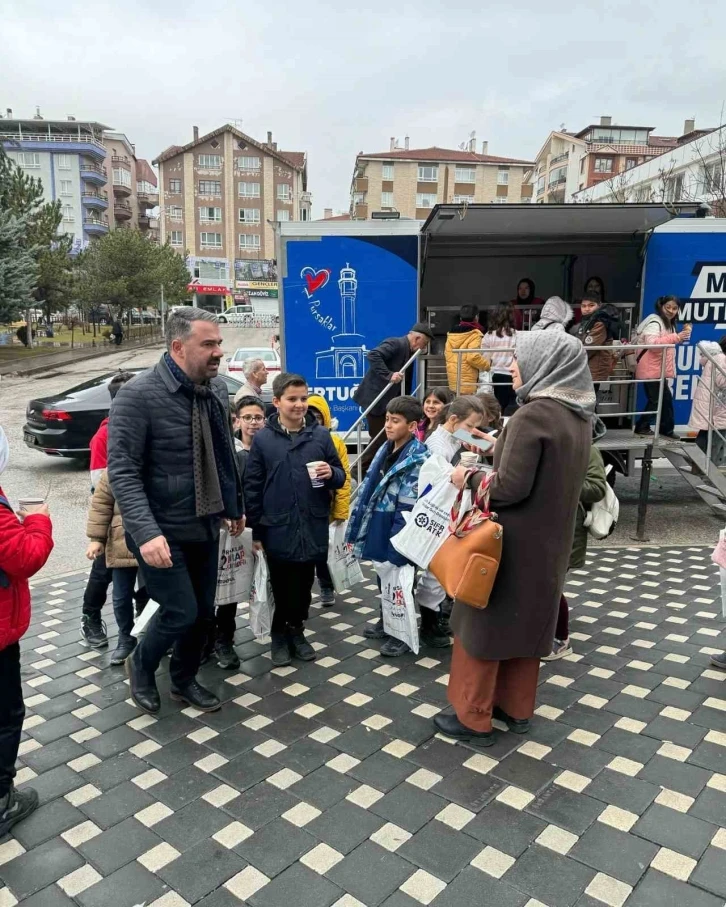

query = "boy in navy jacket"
[[245, 373, 345, 666]]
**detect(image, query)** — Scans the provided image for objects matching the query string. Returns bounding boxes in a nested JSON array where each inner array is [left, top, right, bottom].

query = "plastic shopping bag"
[[375, 561, 419, 655], [215, 527, 255, 607], [391, 476, 469, 570], [249, 550, 274, 639], [327, 520, 365, 594], [131, 600, 160, 638]]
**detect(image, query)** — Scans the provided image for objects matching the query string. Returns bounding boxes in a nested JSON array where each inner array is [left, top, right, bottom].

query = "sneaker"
[[80, 615, 108, 649], [288, 627, 316, 661], [542, 638, 573, 662], [380, 636, 411, 657], [634, 426, 654, 436], [0, 786, 39, 838], [710, 651, 726, 671], [109, 636, 136, 666], [271, 632, 292, 667], [214, 640, 241, 670], [363, 618, 387, 639], [319, 586, 336, 608], [660, 432, 681, 441]]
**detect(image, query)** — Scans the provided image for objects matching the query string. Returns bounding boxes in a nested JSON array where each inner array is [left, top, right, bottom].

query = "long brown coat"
[[451, 398, 590, 660], [86, 470, 137, 569]]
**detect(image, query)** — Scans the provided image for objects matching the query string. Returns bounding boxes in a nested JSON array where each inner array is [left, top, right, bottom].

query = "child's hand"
[[252, 541, 264, 553], [450, 465, 468, 489], [86, 541, 104, 560], [316, 462, 333, 481]]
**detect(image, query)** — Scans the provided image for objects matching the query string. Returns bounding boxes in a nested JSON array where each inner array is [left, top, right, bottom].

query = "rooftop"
[[154, 124, 306, 171], [358, 146, 534, 166]]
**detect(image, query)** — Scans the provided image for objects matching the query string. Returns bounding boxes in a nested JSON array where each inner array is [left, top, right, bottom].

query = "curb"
[[0, 337, 162, 377]]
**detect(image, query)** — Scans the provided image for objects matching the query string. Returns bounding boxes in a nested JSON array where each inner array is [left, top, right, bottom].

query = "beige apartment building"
[[350, 138, 533, 219], [154, 125, 310, 291]]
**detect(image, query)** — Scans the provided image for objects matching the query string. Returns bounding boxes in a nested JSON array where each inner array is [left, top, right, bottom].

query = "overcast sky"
[[3, 0, 725, 217]]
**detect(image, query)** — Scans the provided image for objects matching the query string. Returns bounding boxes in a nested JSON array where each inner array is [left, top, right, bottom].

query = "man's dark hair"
[[233, 395, 266, 417], [387, 395, 423, 423], [109, 371, 135, 401], [581, 292, 601, 306], [459, 304, 479, 322], [272, 371, 307, 398], [165, 306, 218, 350]]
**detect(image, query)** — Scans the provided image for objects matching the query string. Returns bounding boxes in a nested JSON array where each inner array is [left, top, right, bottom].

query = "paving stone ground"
[[1, 547, 726, 907]]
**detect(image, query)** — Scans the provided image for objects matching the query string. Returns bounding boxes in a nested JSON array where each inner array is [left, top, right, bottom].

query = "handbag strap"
[[449, 469, 495, 537]]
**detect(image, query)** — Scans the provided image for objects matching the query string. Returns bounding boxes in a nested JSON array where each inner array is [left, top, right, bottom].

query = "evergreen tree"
[[0, 148, 37, 320]]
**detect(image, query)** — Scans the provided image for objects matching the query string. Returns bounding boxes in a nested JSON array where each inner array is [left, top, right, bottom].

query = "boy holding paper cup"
[[244, 373, 345, 667]]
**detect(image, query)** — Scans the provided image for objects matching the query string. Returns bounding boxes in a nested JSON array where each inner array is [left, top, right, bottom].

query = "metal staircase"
[[660, 442, 726, 517]]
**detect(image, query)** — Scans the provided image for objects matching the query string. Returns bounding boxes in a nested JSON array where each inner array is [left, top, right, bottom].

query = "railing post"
[[707, 358, 715, 466], [633, 443, 653, 542], [653, 347, 666, 438], [356, 421, 362, 487]]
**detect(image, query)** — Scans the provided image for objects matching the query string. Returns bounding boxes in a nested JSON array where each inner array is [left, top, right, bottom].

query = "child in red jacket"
[[0, 426, 54, 837]]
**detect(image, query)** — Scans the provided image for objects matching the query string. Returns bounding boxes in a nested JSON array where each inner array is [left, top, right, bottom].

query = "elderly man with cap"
[[353, 322, 434, 474]]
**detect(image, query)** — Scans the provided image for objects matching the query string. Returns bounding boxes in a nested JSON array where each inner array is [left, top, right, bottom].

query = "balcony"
[[114, 199, 132, 220], [0, 131, 106, 158], [550, 152, 569, 166], [83, 215, 109, 235], [354, 203, 368, 220], [138, 213, 150, 229], [112, 177, 132, 197], [137, 190, 159, 209], [81, 189, 109, 210], [80, 160, 107, 185], [111, 154, 132, 170], [548, 176, 567, 188], [355, 177, 368, 192]]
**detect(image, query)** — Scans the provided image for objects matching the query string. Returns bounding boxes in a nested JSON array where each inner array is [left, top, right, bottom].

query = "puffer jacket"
[[0, 489, 54, 650], [689, 345, 726, 431], [635, 314, 681, 380], [307, 395, 352, 521], [86, 470, 137, 568], [569, 445, 608, 570], [108, 355, 243, 547], [570, 315, 613, 382], [346, 436, 429, 566], [445, 326, 491, 394], [245, 413, 345, 562]]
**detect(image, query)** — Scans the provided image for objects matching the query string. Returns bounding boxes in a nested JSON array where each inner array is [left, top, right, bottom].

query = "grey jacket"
[[108, 355, 240, 547]]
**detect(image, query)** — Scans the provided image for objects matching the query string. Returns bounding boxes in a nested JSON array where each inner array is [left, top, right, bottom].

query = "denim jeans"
[[636, 382, 675, 435], [112, 567, 138, 640], [126, 534, 219, 687]]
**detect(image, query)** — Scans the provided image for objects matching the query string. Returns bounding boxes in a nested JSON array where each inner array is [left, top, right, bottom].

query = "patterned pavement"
[[1, 548, 725, 907]]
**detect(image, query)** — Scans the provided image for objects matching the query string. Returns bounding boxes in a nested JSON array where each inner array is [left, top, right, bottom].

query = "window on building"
[[199, 180, 221, 196], [417, 165, 438, 182], [494, 197, 508, 204], [196, 260, 228, 281], [595, 158, 613, 173], [199, 206, 222, 222], [520, 195, 532, 203], [353, 192, 365, 205], [536, 176, 545, 194], [168, 206, 183, 220], [453, 195, 474, 203], [299, 208, 309, 221], [239, 234, 261, 250], [276, 184, 291, 201], [382, 164, 394, 180], [137, 180, 156, 194], [169, 179, 182, 193], [548, 166, 567, 187], [380, 191, 394, 208], [62, 205, 74, 221], [497, 169, 510, 185], [276, 209, 290, 221], [200, 232, 223, 249], [60, 180, 73, 196], [702, 162, 724, 195], [416, 193, 437, 208], [238, 182, 261, 197], [57, 154, 71, 170], [198, 154, 221, 169], [17, 152, 41, 169], [580, 158, 585, 174], [236, 156, 261, 170], [113, 168, 131, 187], [239, 208, 261, 223], [170, 230, 183, 246], [455, 167, 476, 183], [625, 158, 637, 170]]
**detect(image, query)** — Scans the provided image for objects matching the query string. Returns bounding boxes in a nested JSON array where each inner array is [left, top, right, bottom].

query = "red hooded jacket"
[[0, 488, 54, 650]]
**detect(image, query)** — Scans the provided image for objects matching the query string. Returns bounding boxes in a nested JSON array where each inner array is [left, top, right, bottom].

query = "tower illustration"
[[339, 263, 357, 335], [315, 263, 367, 380]]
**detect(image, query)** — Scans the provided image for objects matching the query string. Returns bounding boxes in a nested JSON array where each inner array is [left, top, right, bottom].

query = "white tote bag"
[[391, 476, 469, 570], [249, 550, 274, 639], [327, 520, 365, 594], [375, 561, 419, 655], [215, 527, 256, 607]]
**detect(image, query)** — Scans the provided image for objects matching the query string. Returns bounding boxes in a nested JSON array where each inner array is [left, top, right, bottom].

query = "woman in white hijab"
[[0, 425, 54, 837]]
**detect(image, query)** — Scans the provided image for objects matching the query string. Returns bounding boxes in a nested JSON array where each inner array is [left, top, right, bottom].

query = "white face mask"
[[0, 426, 8, 477]]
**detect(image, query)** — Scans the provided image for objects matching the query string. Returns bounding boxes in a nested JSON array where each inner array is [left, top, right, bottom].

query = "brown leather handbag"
[[429, 471, 503, 610]]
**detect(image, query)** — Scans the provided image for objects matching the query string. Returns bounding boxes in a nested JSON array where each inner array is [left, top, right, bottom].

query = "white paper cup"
[[459, 451, 479, 469], [306, 461, 326, 488], [18, 497, 45, 509]]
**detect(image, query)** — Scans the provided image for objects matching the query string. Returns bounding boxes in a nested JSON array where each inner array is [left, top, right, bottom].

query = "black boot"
[[364, 617, 387, 639], [213, 639, 241, 670], [271, 632, 292, 667], [125, 650, 160, 714], [288, 626, 316, 661], [0, 786, 39, 838], [433, 712, 494, 745], [110, 635, 136, 666], [420, 608, 451, 648], [492, 706, 530, 734], [170, 679, 221, 712]]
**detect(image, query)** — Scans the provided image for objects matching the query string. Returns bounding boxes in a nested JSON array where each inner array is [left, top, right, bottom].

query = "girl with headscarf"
[[0, 426, 54, 836], [511, 278, 544, 330], [433, 331, 595, 745]]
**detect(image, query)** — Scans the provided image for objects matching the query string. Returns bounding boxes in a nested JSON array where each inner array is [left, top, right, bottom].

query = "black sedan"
[[23, 369, 246, 460]]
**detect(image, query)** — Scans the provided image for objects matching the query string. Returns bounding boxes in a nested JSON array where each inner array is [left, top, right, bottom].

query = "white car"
[[218, 304, 254, 325], [227, 348, 281, 399]]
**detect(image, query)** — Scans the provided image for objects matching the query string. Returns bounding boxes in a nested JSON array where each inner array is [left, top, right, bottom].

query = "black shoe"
[[319, 586, 336, 608], [364, 618, 387, 639], [420, 610, 451, 649], [214, 640, 241, 670], [433, 712, 494, 745], [0, 785, 39, 837], [710, 651, 726, 670], [271, 632, 292, 667], [380, 636, 411, 657], [109, 636, 136, 666], [170, 679, 221, 712], [288, 627, 316, 661], [125, 651, 160, 714], [634, 426, 654, 436], [80, 615, 108, 649], [492, 706, 530, 734]]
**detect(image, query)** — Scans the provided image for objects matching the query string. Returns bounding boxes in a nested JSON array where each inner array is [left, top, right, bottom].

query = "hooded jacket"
[[445, 325, 491, 394], [244, 412, 345, 562], [86, 470, 137, 568], [307, 395, 352, 521], [635, 314, 680, 380], [569, 311, 614, 382]]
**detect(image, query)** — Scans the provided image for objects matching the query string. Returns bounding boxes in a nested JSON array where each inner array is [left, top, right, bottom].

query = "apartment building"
[[0, 109, 156, 248], [350, 137, 534, 220], [531, 115, 682, 203], [154, 124, 310, 301]]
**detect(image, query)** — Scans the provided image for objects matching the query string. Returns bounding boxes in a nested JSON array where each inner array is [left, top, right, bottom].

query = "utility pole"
[[160, 284, 166, 331]]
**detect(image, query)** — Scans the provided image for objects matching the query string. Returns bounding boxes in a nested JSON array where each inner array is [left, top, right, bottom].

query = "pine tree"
[[0, 209, 37, 322]]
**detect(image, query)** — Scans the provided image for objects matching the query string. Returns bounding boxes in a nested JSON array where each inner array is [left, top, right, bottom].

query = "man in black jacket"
[[108, 307, 244, 714], [353, 322, 433, 474]]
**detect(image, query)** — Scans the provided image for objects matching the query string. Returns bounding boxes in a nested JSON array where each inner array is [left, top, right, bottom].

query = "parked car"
[[23, 369, 246, 459], [218, 304, 254, 324], [228, 347, 280, 379]]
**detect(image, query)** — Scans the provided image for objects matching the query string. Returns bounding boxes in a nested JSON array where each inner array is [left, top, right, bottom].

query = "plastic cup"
[[18, 497, 44, 509], [459, 451, 479, 469], [306, 461, 325, 488]]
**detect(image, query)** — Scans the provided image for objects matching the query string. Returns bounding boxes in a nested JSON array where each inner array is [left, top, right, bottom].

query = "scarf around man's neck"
[[164, 353, 241, 519]]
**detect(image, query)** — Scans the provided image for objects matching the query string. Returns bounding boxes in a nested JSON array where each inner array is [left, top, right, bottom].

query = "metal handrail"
[[0, 132, 105, 150], [695, 342, 726, 466]]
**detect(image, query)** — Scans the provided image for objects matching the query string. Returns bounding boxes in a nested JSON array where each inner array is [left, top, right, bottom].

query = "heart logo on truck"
[[301, 267, 331, 297]]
